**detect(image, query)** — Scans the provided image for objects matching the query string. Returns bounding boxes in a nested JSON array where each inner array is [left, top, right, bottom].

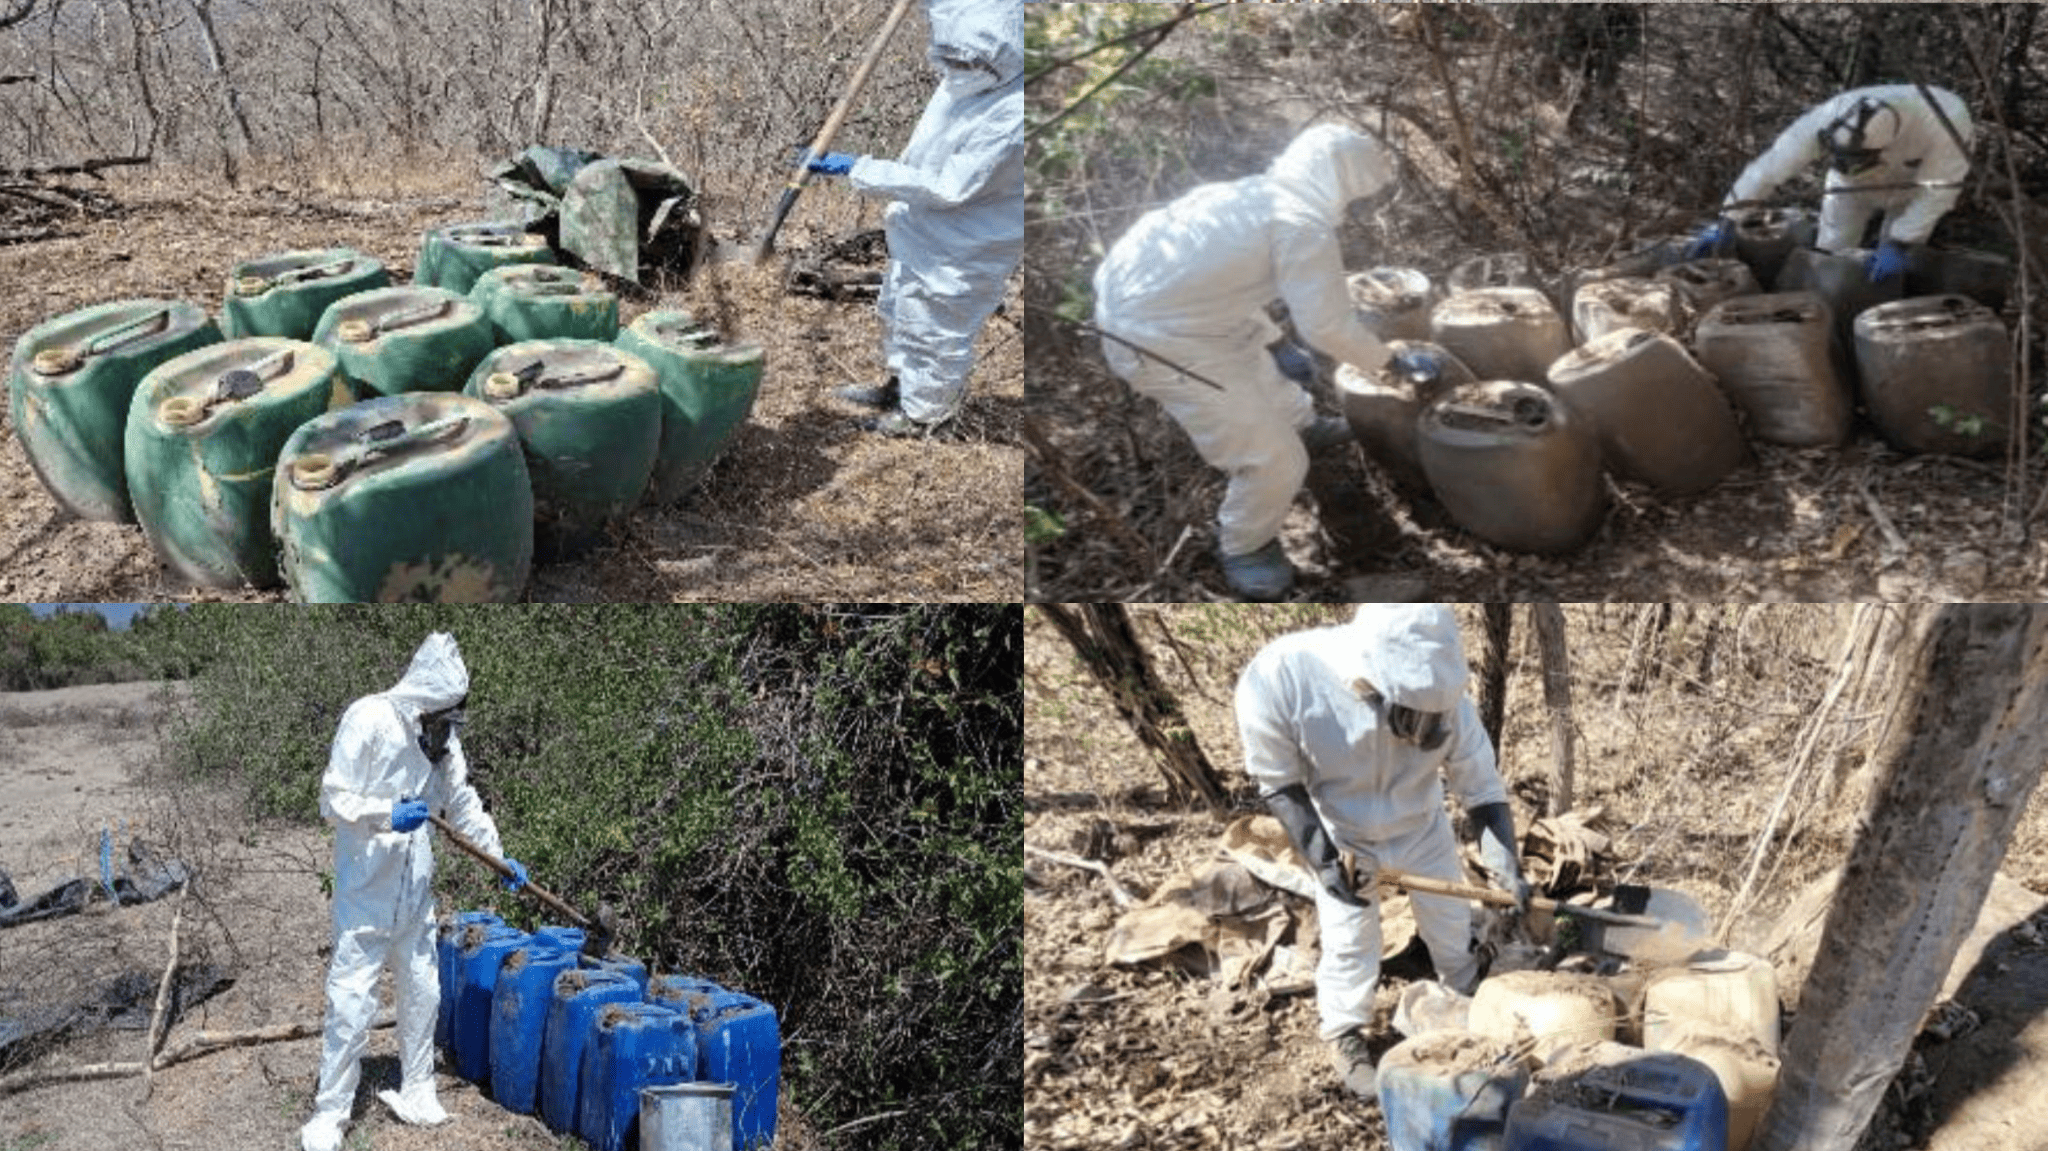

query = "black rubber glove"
[[1267, 784, 1367, 907], [1470, 801, 1532, 917]]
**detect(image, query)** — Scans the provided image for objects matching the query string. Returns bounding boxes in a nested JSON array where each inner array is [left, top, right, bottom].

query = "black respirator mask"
[[419, 701, 467, 761], [1818, 97, 1896, 177], [1387, 703, 1450, 751]]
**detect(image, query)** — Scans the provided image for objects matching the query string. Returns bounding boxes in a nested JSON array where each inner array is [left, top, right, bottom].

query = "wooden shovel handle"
[[1376, 866, 1671, 931], [425, 812, 591, 930]]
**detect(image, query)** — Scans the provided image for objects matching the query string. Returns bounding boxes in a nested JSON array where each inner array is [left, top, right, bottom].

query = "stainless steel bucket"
[[640, 1082, 735, 1151]]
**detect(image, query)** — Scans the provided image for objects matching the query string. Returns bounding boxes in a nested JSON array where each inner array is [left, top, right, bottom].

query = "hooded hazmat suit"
[[1235, 605, 1508, 1041], [302, 633, 504, 1151], [845, 0, 1024, 425], [1093, 123, 1398, 558], [1724, 84, 1972, 253]]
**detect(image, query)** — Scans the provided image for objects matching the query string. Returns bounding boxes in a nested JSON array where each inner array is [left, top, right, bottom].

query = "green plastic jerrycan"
[[124, 338, 351, 588], [464, 340, 660, 557], [616, 310, 763, 504], [272, 393, 533, 602], [310, 286, 496, 398], [472, 264, 620, 345], [8, 299, 221, 521], [414, 222, 557, 295], [222, 248, 389, 340]]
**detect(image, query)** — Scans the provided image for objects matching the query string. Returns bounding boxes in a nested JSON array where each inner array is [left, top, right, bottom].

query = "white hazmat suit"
[[1093, 124, 1397, 559], [301, 633, 504, 1151], [846, 0, 1024, 425], [1235, 605, 1508, 1042], [1724, 84, 1972, 252]]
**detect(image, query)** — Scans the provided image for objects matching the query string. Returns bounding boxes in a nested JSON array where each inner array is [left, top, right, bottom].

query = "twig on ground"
[[1857, 475, 1908, 561], [0, 1013, 395, 1097], [1025, 844, 1138, 909], [138, 884, 190, 1102], [1021, 414, 1158, 569], [822, 1108, 909, 1139]]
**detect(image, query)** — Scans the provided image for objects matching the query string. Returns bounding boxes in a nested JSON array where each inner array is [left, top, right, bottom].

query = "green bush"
[[146, 604, 1020, 1151], [0, 606, 168, 691]]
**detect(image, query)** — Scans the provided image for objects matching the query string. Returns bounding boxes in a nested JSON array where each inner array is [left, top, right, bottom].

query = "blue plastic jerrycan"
[[1379, 1030, 1530, 1151], [436, 912, 503, 1053], [538, 967, 643, 1135], [1504, 1049, 1728, 1151], [646, 973, 724, 1029], [583, 951, 651, 991], [575, 1002, 698, 1151], [692, 990, 782, 1150], [453, 924, 530, 1088], [488, 943, 578, 1113]]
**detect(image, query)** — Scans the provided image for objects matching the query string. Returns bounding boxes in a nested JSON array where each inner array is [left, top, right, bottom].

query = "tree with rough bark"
[[1530, 601, 1574, 817], [1752, 604, 2048, 1151], [1475, 603, 1511, 755], [1034, 603, 1229, 812]]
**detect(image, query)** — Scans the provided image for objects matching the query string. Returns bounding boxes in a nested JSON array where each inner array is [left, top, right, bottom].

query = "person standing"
[[808, 0, 1025, 436], [1235, 605, 1529, 1101], [301, 633, 526, 1151]]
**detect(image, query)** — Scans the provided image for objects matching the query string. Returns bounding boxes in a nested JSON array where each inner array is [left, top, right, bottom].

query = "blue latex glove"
[[1868, 240, 1909, 283], [500, 858, 529, 892], [391, 798, 430, 834], [803, 151, 858, 177], [1270, 341, 1317, 384], [1389, 349, 1438, 383], [1684, 219, 1730, 260]]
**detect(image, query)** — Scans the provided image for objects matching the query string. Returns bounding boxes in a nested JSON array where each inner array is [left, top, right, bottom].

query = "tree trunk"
[[1475, 604, 1512, 757], [1752, 605, 2048, 1151], [183, 0, 253, 160], [1034, 604, 1229, 813], [1530, 602, 1573, 816]]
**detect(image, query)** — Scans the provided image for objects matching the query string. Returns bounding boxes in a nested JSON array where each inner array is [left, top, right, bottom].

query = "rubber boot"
[[1330, 1029, 1378, 1102], [835, 376, 899, 410], [1219, 540, 1294, 601], [1300, 415, 1353, 452]]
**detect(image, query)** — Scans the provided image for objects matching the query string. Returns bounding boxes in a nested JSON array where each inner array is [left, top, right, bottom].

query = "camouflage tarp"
[[487, 146, 700, 284]]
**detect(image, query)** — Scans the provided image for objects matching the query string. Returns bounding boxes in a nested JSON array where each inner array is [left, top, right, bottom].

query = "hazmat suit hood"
[[385, 633, 469, 716], [1265, 123, 1396, 226], [1352, 605, 1469, 713], [926, 0, 1023, 95]]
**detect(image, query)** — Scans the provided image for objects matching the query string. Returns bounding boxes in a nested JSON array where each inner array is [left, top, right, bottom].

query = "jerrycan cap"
[[157, 395, 206, 427], [234, 275, 271, 297], [31, 346, 83, 376], [336, 319, 374, 344], [290, 453, 338, 490], [484, 371, 524, 400]]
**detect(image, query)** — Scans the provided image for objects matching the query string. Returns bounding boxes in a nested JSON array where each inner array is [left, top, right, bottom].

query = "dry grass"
[[0, 148, 1020, 603], [1023, 604, 2048, 1151]]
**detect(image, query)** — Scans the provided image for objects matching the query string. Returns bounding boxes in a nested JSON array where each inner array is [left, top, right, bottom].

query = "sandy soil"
[[1023, 606, 2048, 1151], [0, 161, 1021, 603], [0, 682, 818, 1151]]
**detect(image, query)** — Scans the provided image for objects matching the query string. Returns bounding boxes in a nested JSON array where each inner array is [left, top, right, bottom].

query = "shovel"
[[745, 0, 918, 263], [1374, 866, 1712, 957], [426, 812, 617, 958]]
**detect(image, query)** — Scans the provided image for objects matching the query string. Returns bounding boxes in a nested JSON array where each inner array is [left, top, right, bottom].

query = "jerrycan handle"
[[533, 362, 625, 390], [655, 321, 718, 347], [210, 346, 297, 405], [521, 282, 585, 298], [376, 297, 452, 334], [275, 256, 357, 285], [86, 307, 173, 356], [291, 415, 471, 490]]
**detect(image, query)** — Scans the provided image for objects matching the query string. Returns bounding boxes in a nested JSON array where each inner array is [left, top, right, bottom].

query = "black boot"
[[836, 376, 900, 410]]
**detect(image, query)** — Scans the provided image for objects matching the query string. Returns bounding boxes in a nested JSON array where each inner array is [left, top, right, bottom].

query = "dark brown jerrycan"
[[1905, 247, 2015, 312], [1693, 292, 1850, 447], [1853, 295, 2010, 459], [1446, 253, 1537, 295], [1562, 234, 1693, 306], [1347, 268, 1435, 344], [1418, 380, 1606, 554], [1547, 328, 1747, 497], [1334, 339, 1476, 497], [1653, 259, 1761, 325], [1773, 246, 1904, 356], [1729, 206, 1818, 286], [1429, 288, 1571, 383], [1570, 277, 1685, 345]]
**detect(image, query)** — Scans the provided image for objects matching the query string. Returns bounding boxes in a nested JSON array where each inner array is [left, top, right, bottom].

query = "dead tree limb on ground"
[[1751, 605, 2048, 1151], [0, 155, 151, 180], [0, 1013, 396, 1097], [1034, 603, 1230, 813]]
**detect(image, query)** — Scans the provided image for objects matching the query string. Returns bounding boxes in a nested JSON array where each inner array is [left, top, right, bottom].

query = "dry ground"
[[1023, 605, 2048, 1151], [0, 155, 1021, 603], [0, 681, 821, 1151]]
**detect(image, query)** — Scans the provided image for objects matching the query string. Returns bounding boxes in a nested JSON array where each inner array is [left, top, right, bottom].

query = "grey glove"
[[1470, 801, 1532, 917], [1267, 784, 1368, 908]]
